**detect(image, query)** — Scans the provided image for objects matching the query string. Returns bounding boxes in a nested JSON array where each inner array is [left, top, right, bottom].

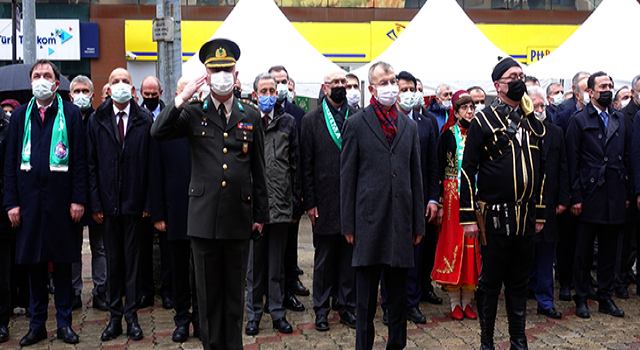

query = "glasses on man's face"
[[499, 74, 526, 83], [474, 100, 485, 105], [533, 104, 545, 111], [374, 78, 398, 87], [458, 104, 475, 112], [441, 91, 453, 98]]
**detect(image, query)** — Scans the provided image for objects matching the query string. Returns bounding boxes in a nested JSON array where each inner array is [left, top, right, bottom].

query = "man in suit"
[[151, 39, 269, 350], [4, 59, 87, 345], [268, 65, 309, 305], [148, 76, 199, 342], [88, 68, 154, 341], [460, 57, 546, 350], [346, 73, 361, 110], [301, 70, 357, 332], [379, 70, 438, 325], [527, 86, 569, 319], [555, 75, 589, 134], [138, 75, 173, 310], [341, 61, 425, 350], [556, 71, 590, 114], [567, 71, 630, 319], [0, 108, 11, 344]]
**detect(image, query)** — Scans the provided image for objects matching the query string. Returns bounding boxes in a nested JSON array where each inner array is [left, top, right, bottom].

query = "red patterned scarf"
[[370, 96, 397, 146]]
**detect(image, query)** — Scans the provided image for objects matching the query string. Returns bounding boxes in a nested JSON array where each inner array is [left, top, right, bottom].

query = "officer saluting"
[[151, 39, 269, 350], [459, 57, 545, 350]]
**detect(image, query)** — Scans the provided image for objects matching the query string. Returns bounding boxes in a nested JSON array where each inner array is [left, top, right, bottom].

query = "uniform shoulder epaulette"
[[238, 98, 259, 112]]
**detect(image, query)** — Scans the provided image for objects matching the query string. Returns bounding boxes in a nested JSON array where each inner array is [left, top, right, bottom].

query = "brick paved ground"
[[4, 217, 640, 349]]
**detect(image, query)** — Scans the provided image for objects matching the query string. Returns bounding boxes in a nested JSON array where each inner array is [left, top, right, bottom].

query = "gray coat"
[[340, 105, 425, 268]]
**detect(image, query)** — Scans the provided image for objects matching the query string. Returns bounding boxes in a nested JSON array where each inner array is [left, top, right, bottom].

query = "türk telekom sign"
[[0, 19, 80, 61]]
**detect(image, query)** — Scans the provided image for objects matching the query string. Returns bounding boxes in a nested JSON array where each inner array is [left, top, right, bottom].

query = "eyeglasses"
[[458, 104, 475, 112], [441, 92, 453, 98], [499, 74, 526, 83], [474, 100, 485, 105], [533, 104, 545, 110], [374, 78, 398, 87]]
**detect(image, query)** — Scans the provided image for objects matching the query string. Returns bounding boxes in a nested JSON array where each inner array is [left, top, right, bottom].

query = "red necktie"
[[117, 111, 125, 143], [39, 107, 46, 121], [263, 115, 269, 128]]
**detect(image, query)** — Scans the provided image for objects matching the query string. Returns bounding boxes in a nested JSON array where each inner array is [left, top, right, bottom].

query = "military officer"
[[460, 57, 546, 350], [151, 39, 269, 350]]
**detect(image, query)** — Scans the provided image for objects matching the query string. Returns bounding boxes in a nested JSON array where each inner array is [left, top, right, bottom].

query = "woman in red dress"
[[432, 91, 481, 320]]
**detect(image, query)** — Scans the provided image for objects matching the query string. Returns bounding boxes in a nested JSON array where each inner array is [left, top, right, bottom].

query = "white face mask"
[[4, 112, 10, 117], [72, 93, 92, 110], [32, 78, 56, 100], [551, 92, 564, 106], [111, 82, 133, 104], [398, 91, 415, 111], [414, 92, 425, 108], [209, 71, 235, 96], [442, 99, 452, 108], [286, 90, 295, 104], [374, 84, 399, 107], [276, 83, 289, 101], [580, 92, 590, 106], [534, 110, 546, 121], [621, 98, 631, 108], [475, 104, 485, 113], [347, 88, 360, 107]]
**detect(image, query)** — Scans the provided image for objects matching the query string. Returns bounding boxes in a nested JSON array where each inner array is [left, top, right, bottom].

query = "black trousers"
[[192, 237, 249, 350], [140, 222, 172, 300], [573, 222, 622, 301], [420, 222, 438, 294], [616, 218, 638, 289], [313, 234, 355, 317], [355, 265, 408, 350], [0, 238, 12, 326], [28, 262, 73, 328], [555, 212, 576, 288], [169, 239, 198, 328], [103, 215, 143, 324], [284, 221, 301, 291]]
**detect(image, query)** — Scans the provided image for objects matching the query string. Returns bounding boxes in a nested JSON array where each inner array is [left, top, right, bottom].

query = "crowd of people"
[[0, 37, 640, 350]]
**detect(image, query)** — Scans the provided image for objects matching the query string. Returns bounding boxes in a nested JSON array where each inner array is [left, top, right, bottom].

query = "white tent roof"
[[525, 0, 640, 88], [181, 0, 342, 98], [352, 0, 507, 96]]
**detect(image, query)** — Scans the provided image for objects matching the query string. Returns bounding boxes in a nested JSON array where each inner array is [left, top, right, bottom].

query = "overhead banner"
[[0, 19, 81, 61]]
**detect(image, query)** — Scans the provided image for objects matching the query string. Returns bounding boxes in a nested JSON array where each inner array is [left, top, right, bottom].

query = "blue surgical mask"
[[258, 95, 276, 113], [111, 82, 132, 104]]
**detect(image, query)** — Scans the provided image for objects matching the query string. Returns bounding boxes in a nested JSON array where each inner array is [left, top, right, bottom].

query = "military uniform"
[[459, 97, 545, 350], [150, 39, 269, 350]]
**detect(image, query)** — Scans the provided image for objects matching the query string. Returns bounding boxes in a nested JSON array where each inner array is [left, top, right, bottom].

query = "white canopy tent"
[[181, 0, 342, 98], [525, 0, 640, 91], [352, 0, 508, 98]]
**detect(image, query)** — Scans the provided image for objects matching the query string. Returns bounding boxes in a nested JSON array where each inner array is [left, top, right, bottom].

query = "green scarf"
[[322, 99, 349, 150], [453, 123, 464, 192], [21, 93, 69, 172]]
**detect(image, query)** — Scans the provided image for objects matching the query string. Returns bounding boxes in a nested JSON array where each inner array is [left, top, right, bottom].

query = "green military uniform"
[[150, 38, 269, 350]]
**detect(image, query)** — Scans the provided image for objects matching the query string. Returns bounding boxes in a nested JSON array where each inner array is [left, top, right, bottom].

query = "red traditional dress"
[[431, 123, 481, 290]]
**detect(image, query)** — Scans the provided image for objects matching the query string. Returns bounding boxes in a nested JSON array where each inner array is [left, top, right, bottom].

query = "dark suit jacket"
[[538, 116, 569, 243], [555, 103, 578, 135], [284, 98, 307, 219], [566, 103, 630, 225], [300, 104, 343, 235], [340, 106, 425, 268], [284, 100, 306, 131], [412, 110, 439, 205], [556, 96, 576, 114], [151, 97, 269, 240], [419, 106, 440, 139]]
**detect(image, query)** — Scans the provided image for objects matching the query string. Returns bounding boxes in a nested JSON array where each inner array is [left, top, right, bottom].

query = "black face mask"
[[505, 80, 526, 102], [458, 117, 471, 129], [233, 89, 242, 99], [596, 90, 612, 108], [143, 96, 159, 111], [329, 86, 347, 104]]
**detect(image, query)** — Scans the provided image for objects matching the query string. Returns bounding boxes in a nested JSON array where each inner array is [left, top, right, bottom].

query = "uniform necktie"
[[600, 111, 608, 128], [117, 111, 125, 143], [39, 107, 46, 121], [218, 103, 227, 129]]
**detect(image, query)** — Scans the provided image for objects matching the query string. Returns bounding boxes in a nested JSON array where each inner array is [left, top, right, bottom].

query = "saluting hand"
[[70, 203, 84, 223], [176, 74, 207, 110], [7, 206, 20, 227]]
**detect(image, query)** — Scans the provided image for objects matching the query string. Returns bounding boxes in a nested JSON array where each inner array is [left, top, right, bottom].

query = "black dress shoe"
[[0, 324, 9, 343], [56, 326, 79, 344], [422, 290, 443, 304], [339, 310, 357, 329], [587, 289, 598, 301], [558, 286, 572, 301], [598, 299, 624, 317], [162, 295, 174, 309], [407, 307, 427, 324], [284, 292, 305, 312], [127, 322, 144, 341], [615, 287, 630, 299], [172, 325, 189, 342], [294, 266, 304, 275], [19, 327, 48, 346], [290, 280, 310, 296], [72, 295, 82, 310], [315, 314, 329, 331], [138, 294, 154, 308], [382, 308, 388, 325], [101, 321, 123, 341], [273, 318, 293, 334], [92, 294, 108, 311], [245, 321, 259, 336], [537, 307, 561, 319], [575, 301, 590, 319]]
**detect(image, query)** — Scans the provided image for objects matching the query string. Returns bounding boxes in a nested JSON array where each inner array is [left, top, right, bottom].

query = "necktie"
[[39, 107, 46, 121], [263, 114, 269, 128], [600, 111, 608, 128], [218, 103, 227, 129], [117, 111, 125, 143]]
